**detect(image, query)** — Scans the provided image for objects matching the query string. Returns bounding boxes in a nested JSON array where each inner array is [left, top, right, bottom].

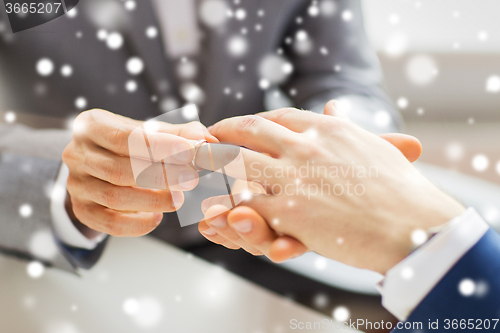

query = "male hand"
[[62, 109, 217, 237], [199, 101, 465, 274]]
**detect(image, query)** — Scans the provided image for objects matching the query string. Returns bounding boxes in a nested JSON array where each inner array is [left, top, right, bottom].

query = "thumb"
[[379, 133, 422, 163]]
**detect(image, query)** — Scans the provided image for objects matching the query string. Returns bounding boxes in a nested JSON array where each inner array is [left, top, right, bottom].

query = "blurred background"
[[363, 0, 500, 188]]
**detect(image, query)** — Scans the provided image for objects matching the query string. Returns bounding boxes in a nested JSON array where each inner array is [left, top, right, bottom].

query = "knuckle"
[[103, 160, 124, 185], [149, 193, 165, 211], [101, 187, 121, 209], [237, 115, 261, 132], [65, 174, 79, 192], [104, 213, 123, 236], [107, 127, 128, 152]]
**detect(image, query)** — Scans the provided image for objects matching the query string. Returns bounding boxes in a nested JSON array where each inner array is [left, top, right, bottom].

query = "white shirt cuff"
[[377, 208, 489, 321], [50, 163, 107, 250]]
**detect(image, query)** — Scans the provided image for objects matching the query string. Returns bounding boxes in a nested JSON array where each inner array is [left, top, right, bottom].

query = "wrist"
[[379, 185, 466, 275]]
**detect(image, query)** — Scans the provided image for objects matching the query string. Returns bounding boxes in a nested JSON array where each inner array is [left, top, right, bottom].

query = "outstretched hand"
[[198, 101, 461, 274]]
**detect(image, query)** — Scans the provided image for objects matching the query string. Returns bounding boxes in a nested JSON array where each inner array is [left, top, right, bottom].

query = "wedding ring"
[[190, 139, 207, 172]]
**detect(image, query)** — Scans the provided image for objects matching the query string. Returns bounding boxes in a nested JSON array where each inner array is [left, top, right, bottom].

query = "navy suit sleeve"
[[393, 228, 500, 332]]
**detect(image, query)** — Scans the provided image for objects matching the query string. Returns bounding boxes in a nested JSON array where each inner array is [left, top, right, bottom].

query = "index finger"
[[208, 115, 299, 158], [194, 143, 282, 184], [77, 110, 194, 163]]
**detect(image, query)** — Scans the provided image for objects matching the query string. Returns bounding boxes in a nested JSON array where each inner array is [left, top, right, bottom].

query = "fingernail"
[[210, 216, 227, 228], [178, 171, 197, 189], [231, 219, 253, 233], [201, 199, 211, 213], [156, 213, 163, 225], [202, 228, 217, 236], [173, 143, 192, 163], [171, 191, 183, 209]]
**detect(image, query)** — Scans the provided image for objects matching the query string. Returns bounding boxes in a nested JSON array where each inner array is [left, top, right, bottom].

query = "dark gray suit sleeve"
[[283, 0, 403, 133], [0, 124, 104, 272]]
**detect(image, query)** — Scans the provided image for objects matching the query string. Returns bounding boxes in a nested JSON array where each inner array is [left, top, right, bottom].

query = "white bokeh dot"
[[19, 204, 33, 218], [124, 0, 136, 11], [199, 0, 228, 28], [126, 57, 144, 75], [314, 257, 328, 270], [385, 32, 408, 57], [259, 78, 270, 90], [75, 97, 87, 110], [397, 97, 409, 109], [5, 111, 16, 123], [294, 30, 313, 55], [374, 110, 391, 128], [341, 10, 353, 21], [313, 294, 329, 308], [29, 230, 58, 260], [36, 58, 54, 77], [106, 32, 124, 50], [145, 26, 158, 39], [27, 261, 45, 279], [458, 278, 475, 296], [401, 267, 414, 280], [411, 229, 428, 247], [496, 161, 500, 176], [125, 80, 138, 93], [308, 5, 319, 17], [406, 55, 438, 86], [235, 8, 247, 20], [258, 54, 293, 84], [320, 0, 336, 16], [304, 128, 318, 140], [486, 75, 500, 93], [227, 35, 248, 57], [333, 306, 350, 321], [478, 31, 488, 42], [181, 104, 198, 120], [60, 64, 73, 77], [66, 7, 78, 18], [130, 297, 163, 328], [446, 143, 464, 162], [180, 83, 205, 104], [97, 29, 108, 41], [472, 154, 489, 172], [123, 298, 140, 315]]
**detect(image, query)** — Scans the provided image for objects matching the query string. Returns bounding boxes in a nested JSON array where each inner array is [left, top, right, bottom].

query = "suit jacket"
[[393, 228, 500, 332], [0, 0, 400, 271]]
